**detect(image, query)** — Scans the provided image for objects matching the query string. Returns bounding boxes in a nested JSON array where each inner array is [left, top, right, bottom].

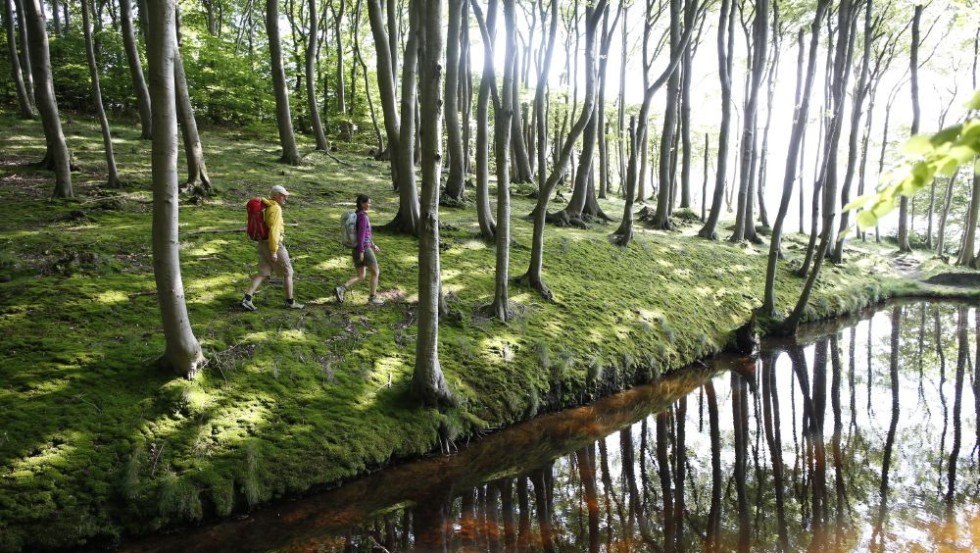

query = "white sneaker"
[[334, 286, 346, 303], [286, 300, 305, 309], [242, 297, 257, 311]]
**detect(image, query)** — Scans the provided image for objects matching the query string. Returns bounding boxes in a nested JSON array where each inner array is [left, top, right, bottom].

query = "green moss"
[[0, 114, 928, 552]]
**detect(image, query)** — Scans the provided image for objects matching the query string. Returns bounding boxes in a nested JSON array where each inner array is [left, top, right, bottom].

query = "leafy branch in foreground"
[[847, 90, 980, 229]]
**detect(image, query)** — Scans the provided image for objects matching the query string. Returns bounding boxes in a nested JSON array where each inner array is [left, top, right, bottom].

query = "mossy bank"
[[0, 114, 925, 551]]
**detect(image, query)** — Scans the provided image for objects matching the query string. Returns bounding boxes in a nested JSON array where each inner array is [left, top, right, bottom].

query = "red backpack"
[[246, 198, 269, 241]]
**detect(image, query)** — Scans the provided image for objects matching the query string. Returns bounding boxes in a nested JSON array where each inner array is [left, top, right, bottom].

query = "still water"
[[130, 302, 980, 552]]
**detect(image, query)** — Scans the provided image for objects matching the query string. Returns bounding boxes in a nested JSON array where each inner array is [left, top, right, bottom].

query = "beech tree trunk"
[[698, 0, 735, 239], [366, 0, 401, 185], [173, 47, 211, 193], [120, 0, 152, 139], [442, 0, 465, 200], [267, 0, 301, 165], [383, 0, 420, 235], [898, 5, 923, 253], [306, 0, 328, 150], [146, 0, 205, 377], [471, 0, 497, 241], [729, 0, 767, 243], [957, 173, 980, 267], [81, 0, 120, 187], [5, 0, 34, 118], [780, 0, 857, 334], [651, 0, 683, 230], [412, 0, 453, 407], [761, 22, 824, 317], [14, 0, 34, 108], [23, 0, 72, 198], [489, 0, 516, 322]]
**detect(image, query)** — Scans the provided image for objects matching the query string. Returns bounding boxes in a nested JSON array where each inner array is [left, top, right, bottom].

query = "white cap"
[[271, 184, 290, 196]]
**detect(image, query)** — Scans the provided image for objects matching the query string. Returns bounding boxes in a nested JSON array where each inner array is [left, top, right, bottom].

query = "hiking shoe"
[[334, 286, 346, 303], [368, 295, 384, 306], [286, 300, 305, 309], [242, 297, 257, 311]]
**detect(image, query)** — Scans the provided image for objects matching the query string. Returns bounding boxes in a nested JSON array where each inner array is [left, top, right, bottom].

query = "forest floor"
[[0, 112, 972, 552]]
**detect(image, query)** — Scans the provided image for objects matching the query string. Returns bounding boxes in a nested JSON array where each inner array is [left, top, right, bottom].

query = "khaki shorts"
[[352, 247, 377, 268], [257, 240, 293, 278]]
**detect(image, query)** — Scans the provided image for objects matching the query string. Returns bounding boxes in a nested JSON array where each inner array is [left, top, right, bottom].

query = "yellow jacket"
[[262, 198, 284, 254]]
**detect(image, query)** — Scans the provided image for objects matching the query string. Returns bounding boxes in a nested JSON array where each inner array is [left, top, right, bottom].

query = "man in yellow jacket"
[[242, 185, 304, 310]]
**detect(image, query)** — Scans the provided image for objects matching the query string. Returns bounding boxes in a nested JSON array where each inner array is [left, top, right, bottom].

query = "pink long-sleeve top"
[[355, 210, 373, 254]]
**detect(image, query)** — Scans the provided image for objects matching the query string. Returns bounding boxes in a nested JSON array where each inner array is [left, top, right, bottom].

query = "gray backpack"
[[340, 210, 358, 248]]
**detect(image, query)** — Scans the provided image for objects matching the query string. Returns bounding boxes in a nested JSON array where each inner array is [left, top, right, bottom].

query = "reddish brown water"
[[124, 302, 980, 552]]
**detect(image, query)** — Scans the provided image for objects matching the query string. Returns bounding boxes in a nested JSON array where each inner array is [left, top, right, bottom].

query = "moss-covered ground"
[[0, 112, 935, 551]]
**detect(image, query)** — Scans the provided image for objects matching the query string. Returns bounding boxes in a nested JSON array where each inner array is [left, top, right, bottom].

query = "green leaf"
[[937, 156, 960, 177], [903, 135, 933, 156], [856, 210, 878, 230], [930, 124, 963, 147], [843, 194, 873, 212], [949, 145, 976, 164], [967, 89, 980, 111]]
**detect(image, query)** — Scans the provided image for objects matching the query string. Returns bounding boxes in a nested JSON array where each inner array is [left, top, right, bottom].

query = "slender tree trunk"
[[756, 8, 780, 230], [23, 0, 72, 198], [471, 0, 497, 241], [14, 0, 35, 108], [383, 0, 421, 235], [306, 0, 328, 150], [333, 0, 347, 132], [699, 0, 736, 239], [832, 0, 872, 262], [489, 0, 516, 322], [729, 0, 768, 242], [411, 0, 453, 407], [780, 0, 856, 334], [898, 5, 923, 253], [81, 0, 120, 187], [959, 173, 980, 267], [652, 0, 683, 229], [517, 0, 608, 299], [5, 0, 34, 118], [267, 0, 301, 164], [532, 0, 557, 201], [147, 0, 204, 377], [442, 0, 466, 200], [936, 174, 956, 256], [613, 117, 637, 245], [173, 48, 211, 193], [120, 0, 151, 138], [704, 381, 723, 552], [366, 0, 400, 182], [353, 0, 383, 153]]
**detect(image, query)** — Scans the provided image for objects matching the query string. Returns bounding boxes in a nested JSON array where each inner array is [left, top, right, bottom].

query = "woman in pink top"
[[336, 194, 383, 305]]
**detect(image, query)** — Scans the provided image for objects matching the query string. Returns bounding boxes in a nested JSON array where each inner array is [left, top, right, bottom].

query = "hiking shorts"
[[352, 247, 377, 269], [257, 240, 293, 278]]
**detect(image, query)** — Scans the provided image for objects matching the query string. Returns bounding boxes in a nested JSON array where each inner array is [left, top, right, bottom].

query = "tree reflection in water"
[[126, 303, 980, 553]]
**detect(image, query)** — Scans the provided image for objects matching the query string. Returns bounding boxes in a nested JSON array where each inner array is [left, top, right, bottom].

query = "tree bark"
[[173, 47, 211, 194], [698, 0, 736, 239], [333, 0, 347, 127], [306, 0, 328, 150], [120, 0, 152, 138], [411, 0, 453, 407], [5, 0, 34, 118], [780, 0, 856, 334], [898, 5, 923, 253], [651, 0, 683, 230], [442, 0, 465, 200], [147, 0, 205, 377], [81, 0, 120, 187], [267, 0, 301, 165], [470, 0, 497, 241], [728, 0, 768, 243], [489, 0, 516, 322], [23, 0, 72, 198], [936, 174, 956, 256], [958, 172, 980, 267], [14, 0, 34, 108], [831, 0, 872, 262], [383, 0, 420, 235], [366, 0, 400, 182], [516, 0, 607, 300]]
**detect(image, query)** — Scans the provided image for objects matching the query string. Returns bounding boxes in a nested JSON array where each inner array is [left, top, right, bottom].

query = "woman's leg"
[[345, 266, 366, 288], [369, 263, 379, 296]]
